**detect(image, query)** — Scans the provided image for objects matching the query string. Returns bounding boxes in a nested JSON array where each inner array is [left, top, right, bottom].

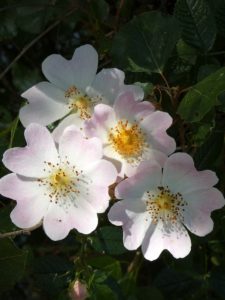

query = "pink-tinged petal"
[[108, 199, 148, 250], [69, 200, 98, 234], [162, 153, 218, 193], [115, 161, 162, 200], [119, 84, 144, 102], [177, 170, 218, 194], [85, 159, 117, 186], [88, 68, 144, 105], [71, 44, 98, 90], [43, 205, 71, 241], [88, 68, 125, 104], [124, 149, 167, 177], [59, 126, 103, 169], [52, 113, 84, 143], [141, 110, 173, 132], [146, 130, 176, 156], [0, 174, 48, 228], [114, 92, 154, 122], [183, 188, 225, 236], [3, 124, 59, 177], [142, 221, 191, 261], [87, 185, 110, 213], [20, 82, 70, 127], [84, 104, 116, 141]]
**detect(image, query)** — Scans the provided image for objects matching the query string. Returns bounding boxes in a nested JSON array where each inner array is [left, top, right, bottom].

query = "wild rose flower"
[[108, 153, 225, 260], [0, 124, 117, 241], [84, 91, 175, 176], [19, 44, 143, 137]]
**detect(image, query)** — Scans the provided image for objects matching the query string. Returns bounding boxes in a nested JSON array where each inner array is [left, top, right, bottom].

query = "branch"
[[0, 5, 77, 80]]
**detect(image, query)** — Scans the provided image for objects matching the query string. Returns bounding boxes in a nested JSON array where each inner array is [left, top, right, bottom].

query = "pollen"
[[65, 85, 92, 119], [37, 159, 91, 209], [108, 120, 147, 162], [145, 186, 187, 224]]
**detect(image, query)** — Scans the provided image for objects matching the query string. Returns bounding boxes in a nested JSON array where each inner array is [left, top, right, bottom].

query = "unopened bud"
[[69, 280, 88, 300]]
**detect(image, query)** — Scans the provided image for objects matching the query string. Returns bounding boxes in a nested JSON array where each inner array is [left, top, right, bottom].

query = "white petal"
[[59, 126, 103, 169], [0, 174, 49, 228], [71, 44, 98, 90], [53, 113, 84, 143], [85, 159, 117, 186], [43, 205, 71, 241], [183, 188, 225, 236], [108, 199, 148, 250], [20, 82, 70, 127], [86, 185, 110, 213], [162, 153, 218, 194], [142, 221, 191, 261], [84, 104, 116, 142], [115, 161, 162, 200], [3, 124, 59, 177], [69, 199, 98, 234]]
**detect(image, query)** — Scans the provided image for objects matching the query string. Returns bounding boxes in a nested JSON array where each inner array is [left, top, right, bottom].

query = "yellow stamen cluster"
[[37, 158, 91, 209], [65, 85, 92, 119], [145, 186, 187, 224], [108, 120, 147, 163]]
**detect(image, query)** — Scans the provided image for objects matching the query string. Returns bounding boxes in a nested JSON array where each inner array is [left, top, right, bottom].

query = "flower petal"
[[43, 205, 71, 241], [69, 200, 98, 234], [88, 68, 144, 105], [84, 104, 116, 141], [52, 113, 84, 143], [85, 159, 117, 186], [71, 44, 98, 90], [20, 82, 70, 127], [114, 91, 154, 122], [0, 174, 48, 228], [108, 199, 149, 250], [115, 161, 162, 200], [142, 221, 191, 261], [183, 188, 225, 236], [162, 153, 218, 194], [3, 124, 59, 177], [86, 185, 110, 213], [59, 126, 103, 169]]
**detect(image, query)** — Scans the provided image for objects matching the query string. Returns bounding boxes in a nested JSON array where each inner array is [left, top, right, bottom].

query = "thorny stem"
[[0, 5, 78, 80]]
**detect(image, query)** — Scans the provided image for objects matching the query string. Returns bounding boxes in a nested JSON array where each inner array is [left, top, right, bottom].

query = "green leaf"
[[197, 64, 220, 81], [194, 129, 224, 169], [175, 0, 217, 51], [176, 39, 197, 65], [178, 67, 225, 122], [87, 255, 122, 280], [0, 12, 18, 41], [136, 287, 164, 300], [90, 226, 126, 255], [214, 0, 225, 37], [210, 269, 225, 299], [0, 239, 29, 293], [33, 255, 73, 296], [112, 11, 181, 74]]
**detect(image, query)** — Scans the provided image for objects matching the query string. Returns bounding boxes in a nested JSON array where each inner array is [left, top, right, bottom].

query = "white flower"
[[19, 44, 143, 141], [84, 91, 175, 176], [108, 153, 225, 260], [0, 124, 117, 241]]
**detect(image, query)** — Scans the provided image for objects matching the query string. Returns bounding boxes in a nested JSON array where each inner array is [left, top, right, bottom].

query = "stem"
[[0, 222, 41, 239], [0, 6, 78, 80]]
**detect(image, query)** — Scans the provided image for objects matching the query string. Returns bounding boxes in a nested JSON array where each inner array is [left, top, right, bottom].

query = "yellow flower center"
[[38, 160, 91, 207], [108, 120, 146, 162], [65, 85, 92, 119], [146, 186, 187, 224]]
